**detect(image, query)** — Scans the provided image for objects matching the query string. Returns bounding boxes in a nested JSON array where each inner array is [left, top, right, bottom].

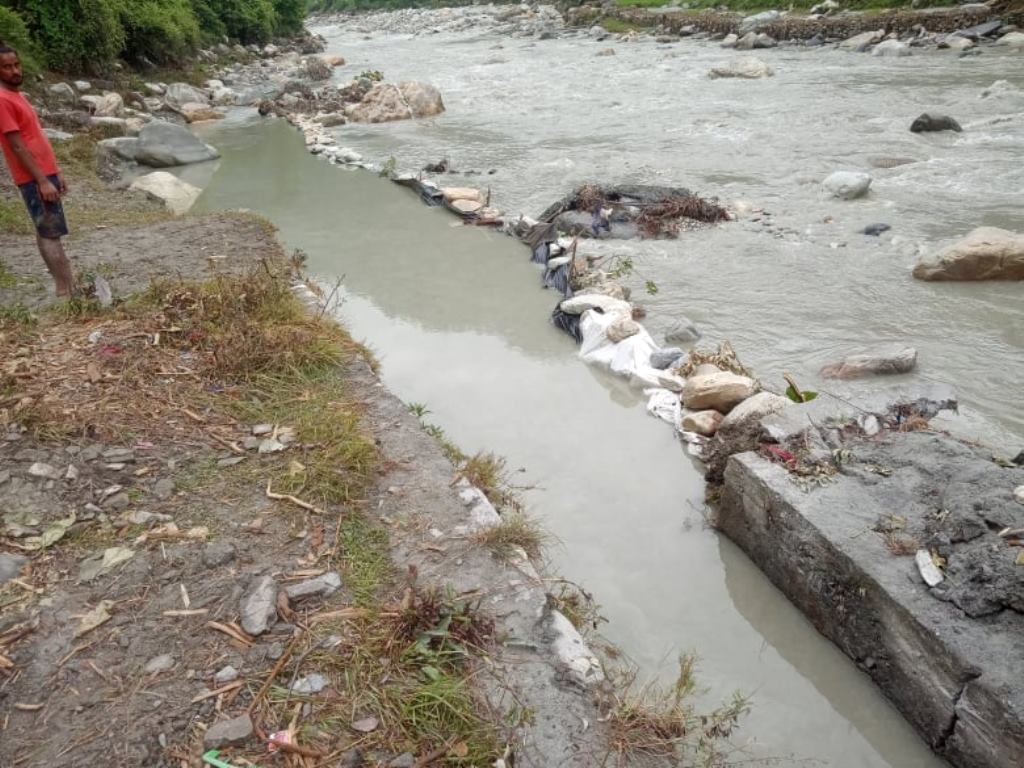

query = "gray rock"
[[290, 673, 328, 694], [164, 82, 209, 111], [863, 223, 891, 236], [389, 754, 415, 768], [285, 572, 342, 600], [48, 82, 78, 105], [44, 129, 74, 141], [203, 713, 253, 748], [840, 29, 885, 52], [0, 553, 28, 585], [823, 171, 872, 200], [203, 540, 236, 568], [214, 665, 239, 684], [872, 40, 911, 57], [910, 113, 962, 133], [144, 654, 175, 674], [251, 424, 274, 436], [339, 750, 365, 768], [663, 317, 701, 344], [103, 447, 135, 463], [133, 121, 220, 167], [153, 478, 175, 500], [240, 574, 278, 636], [738, 9, 781, 36], [735, 31, 777, 50], [650, 348, 685, 370], [28, 462, 60, 480], [266, 641, 285, 660], [103, 492, 131, 511]]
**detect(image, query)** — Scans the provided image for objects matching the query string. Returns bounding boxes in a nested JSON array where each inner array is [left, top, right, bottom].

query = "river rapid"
[[192, 13, 1023, 768]]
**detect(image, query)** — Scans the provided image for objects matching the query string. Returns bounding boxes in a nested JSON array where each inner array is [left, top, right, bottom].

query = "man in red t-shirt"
[[0, 44, 74, 297]]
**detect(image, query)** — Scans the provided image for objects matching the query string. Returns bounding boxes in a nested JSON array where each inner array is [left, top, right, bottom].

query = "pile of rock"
[[316, 3, 567, 40]]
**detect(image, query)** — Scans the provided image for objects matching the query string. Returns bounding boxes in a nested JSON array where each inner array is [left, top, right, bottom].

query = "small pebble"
[[144, 654, 175, 674]]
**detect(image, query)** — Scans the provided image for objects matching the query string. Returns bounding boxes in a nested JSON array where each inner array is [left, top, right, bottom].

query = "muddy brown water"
[[186, 25, 1022, 767]]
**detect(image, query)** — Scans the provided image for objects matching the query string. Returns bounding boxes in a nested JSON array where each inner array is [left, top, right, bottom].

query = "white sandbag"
[[645, 388, 681, 428], [561, 293, 632, 316]]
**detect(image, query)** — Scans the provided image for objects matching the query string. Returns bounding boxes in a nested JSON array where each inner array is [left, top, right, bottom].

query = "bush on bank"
[[0, 0, 307, 72]]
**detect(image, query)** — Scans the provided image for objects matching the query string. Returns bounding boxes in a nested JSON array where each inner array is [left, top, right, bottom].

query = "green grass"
[[336, 513, 392, 605], [0, 197, 33, 236], [474, 512, 548, 561], [0, 303, 36, 327]]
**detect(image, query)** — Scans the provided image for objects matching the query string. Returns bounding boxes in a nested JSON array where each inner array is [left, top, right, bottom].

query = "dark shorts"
[[19, 174, 69, 239]]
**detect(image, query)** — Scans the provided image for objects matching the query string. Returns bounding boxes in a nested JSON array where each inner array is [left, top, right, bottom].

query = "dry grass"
[[474, 512, 549, 561], [636, 196, 730, 238], [600, 655, 750, 765], [676, 340, 753, 378]]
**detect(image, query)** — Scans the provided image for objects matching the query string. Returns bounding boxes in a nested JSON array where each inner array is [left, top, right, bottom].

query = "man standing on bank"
[[0, 44, 74, 297]]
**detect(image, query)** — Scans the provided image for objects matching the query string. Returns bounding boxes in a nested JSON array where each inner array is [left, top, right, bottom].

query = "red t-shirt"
[[0, 88, 59, 186]]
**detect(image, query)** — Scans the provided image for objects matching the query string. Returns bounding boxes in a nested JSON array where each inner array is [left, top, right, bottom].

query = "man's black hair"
[[0, 44, 18, 56]]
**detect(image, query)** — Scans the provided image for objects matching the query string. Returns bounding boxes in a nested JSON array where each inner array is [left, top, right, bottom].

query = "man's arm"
[[4, 130, 60, 202]]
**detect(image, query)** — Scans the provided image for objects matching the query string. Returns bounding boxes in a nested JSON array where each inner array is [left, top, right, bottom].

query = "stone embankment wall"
[[718, 426, 1024, 768]]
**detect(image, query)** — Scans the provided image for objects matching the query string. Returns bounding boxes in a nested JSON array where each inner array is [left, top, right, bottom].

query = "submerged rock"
[[839, 30, 885, 52], [910, 113, 962, 133], [872, 40, 911, 57], [821, 346, 918, 379], [913, 227, 1024, 281]]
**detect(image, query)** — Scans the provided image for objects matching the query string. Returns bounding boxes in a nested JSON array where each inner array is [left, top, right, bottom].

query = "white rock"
[[560, 293, 631, 316], [164, 82, 209, 110], [681, 372, 756, 412], [130, 172, 202, 215], [28, 462, 60, 480], [708, 56, 773, 79], [81, 92, 124, 117], [995, 31, 1024, 48], [144, 654, 175, 674], [548, 609, 604, 686], [681, 410, 724, 436], [915, 550, 944, 587], [872, 40, 911, 57], [291, 673, 328, 694], [720, 33, 738, 48], [943, 36, 974, 51], [823, 171, 872, 200], [74, 80, 92, 91]]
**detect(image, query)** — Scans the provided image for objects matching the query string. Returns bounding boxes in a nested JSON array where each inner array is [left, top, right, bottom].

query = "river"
[[191, 17, 1023, 768]]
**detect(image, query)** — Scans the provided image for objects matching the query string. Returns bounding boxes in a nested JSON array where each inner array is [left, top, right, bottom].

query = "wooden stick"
[[412, 740, 455, 768], [163, 609, 209, 617], [266, 481, 326, 515], [998, 527, 1024, 539], [206, 621, 253, 648], [190, 680, 244, 704], [783, 373, 806, 402], [247, 634, 301, 715]]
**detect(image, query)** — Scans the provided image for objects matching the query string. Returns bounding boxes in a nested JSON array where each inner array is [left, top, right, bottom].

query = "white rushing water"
[[192, 16, 1024, 768]]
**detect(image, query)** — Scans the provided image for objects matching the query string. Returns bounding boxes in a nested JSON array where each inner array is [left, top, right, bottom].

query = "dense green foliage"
[[0, 6, 39, 72], [0, 0, 309, 72]]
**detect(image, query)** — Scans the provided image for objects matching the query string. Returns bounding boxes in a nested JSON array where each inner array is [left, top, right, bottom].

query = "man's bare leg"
[[36, 235, 74, 297]]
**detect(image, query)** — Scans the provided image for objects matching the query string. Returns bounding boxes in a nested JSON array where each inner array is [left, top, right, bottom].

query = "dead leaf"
[[22, 512, 76, 551], [450, 742, 469, 758], [1016, 551, 1024, 566], [86, 363, 101, 383], [276, 591, 295, 623], [75, 600, 114, 637], [351, 716, 379, 733]]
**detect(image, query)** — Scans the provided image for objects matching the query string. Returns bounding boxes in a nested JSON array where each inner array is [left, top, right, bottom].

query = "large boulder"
[[912, 227, 1024, 281], [48, 82, 78, 106], [821, 346, 918, 379], [708, 56, 774, 79], [344, 82, 445, 123], [872, 40, 911, 57], [910, 113, 962, 133], [823, 171, 872, 200], [840, 30, 885, 52], [681, 371, 757, 412], [164, 82, 209, 111], [133, 121, 220, 167], [995, 31, 1024, 48], [129, 171, 202, 215]]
